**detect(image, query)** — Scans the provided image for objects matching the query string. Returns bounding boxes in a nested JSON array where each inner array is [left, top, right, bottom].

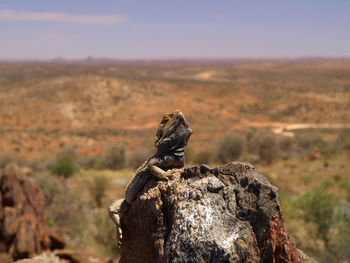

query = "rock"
[[0, 252, 13, 263], [55, 249, 116, 263], [47, 228, 66, 250], [14, 260, 43, 263], [0, 163, 65, 261], [298, 249, 318, 263], [111, 162, 316, 263], [14, 252, 68, 263], [309, 147, 321, 161], [14, 251, 117, 263]]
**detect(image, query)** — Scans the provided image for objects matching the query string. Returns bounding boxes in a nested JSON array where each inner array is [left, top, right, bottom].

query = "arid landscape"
[[1, 59, 350, 156], [1, 58, 350, 262]]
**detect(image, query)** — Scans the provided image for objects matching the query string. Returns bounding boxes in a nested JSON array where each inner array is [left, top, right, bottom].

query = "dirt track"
[[246, 122, 350, 137]]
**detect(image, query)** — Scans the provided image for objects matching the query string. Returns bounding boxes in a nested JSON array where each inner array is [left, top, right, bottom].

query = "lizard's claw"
[[162, 168, 181, 180]]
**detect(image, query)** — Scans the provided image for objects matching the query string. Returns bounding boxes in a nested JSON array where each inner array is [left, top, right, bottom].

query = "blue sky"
[[0, 0, 349, 59]]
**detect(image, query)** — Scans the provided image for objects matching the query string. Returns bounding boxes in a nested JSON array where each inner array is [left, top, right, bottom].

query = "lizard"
[[109, 110, 192, 239], [125, 109, 193, 204]]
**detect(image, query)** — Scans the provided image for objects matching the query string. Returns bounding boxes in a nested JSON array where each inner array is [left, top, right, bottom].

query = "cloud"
[[0, 9, 123, 25]]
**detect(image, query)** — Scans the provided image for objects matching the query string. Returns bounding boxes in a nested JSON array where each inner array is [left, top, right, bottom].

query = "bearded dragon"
[[109, 110, 192, 234], [125, 109, 192, 204]]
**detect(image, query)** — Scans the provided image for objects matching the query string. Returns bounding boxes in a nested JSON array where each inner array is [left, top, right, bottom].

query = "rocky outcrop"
[[14, 251, 117, 263], [0, 163, 65, 261], [111, 162, 317, 263], [55, 249, 116, 263]]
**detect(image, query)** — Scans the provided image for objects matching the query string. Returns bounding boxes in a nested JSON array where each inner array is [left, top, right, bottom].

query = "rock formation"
[[110, 162, 317, 263], [0, 163, 65, 261], [14, 250, 117, 263], [54, 249, 116, 263]]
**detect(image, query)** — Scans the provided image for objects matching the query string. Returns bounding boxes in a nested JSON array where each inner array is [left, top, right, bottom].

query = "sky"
[[0, 0, 350, 59]]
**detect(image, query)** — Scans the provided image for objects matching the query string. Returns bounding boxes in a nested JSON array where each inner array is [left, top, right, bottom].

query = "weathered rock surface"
[[14, 252, 67, 263], [113, 162, 317, 263], [54, 249, 117, 263], [14, 250, 117, 263], [0, 163, 65, 261]]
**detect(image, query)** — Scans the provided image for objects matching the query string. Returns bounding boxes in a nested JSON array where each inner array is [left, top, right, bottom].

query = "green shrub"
[[333, 205, 350, 260], [216, 134, 246, 163], [52, 147, 80, 177], [88, 175, 110, 207], [104, 143, 126, 169], [297, 183, 335, 246], [52, 161, 76, 178]]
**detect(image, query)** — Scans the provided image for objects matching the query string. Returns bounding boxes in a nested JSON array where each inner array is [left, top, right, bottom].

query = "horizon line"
[[1, 56, 350, 63]]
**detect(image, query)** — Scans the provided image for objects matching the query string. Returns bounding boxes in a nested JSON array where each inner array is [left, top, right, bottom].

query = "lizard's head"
[[155, 110, 191, 145]]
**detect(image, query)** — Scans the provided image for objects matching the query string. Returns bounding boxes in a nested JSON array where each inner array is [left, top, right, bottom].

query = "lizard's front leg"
[[148, 165, 167, 180]]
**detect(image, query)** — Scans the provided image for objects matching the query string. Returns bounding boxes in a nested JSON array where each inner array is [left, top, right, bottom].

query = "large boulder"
[[111, 162, 317, 263], [0, 163, 65, 261]]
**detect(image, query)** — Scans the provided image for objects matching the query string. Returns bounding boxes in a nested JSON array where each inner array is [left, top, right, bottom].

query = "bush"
[[249, 133, 278, 164], [104, 143, 126, 169], [81, 154, 105, 170], [317, 141, 338, 158], [56, 146, 80, 165], [337, 128, 350, 144], [52, 161, 76, 178], [34, 171, 60, 205], [88, 175, 110, 207], [39, 157, 56, 171], [278, 136, 294, 152], [52, 147, 80, 177], [278, 136, 296, 160], [128, 148, 150, 169], [0, 152, 18, 169], [94, 209, 119, 257], [333, 205, 350, 260], [343, 138, 350, 156], [46, 180, 91, 249], [297, 183, 335, 246], [0, 152, 27, 170], [295, 132, 324, 152], [216, 134, 246, 163]]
